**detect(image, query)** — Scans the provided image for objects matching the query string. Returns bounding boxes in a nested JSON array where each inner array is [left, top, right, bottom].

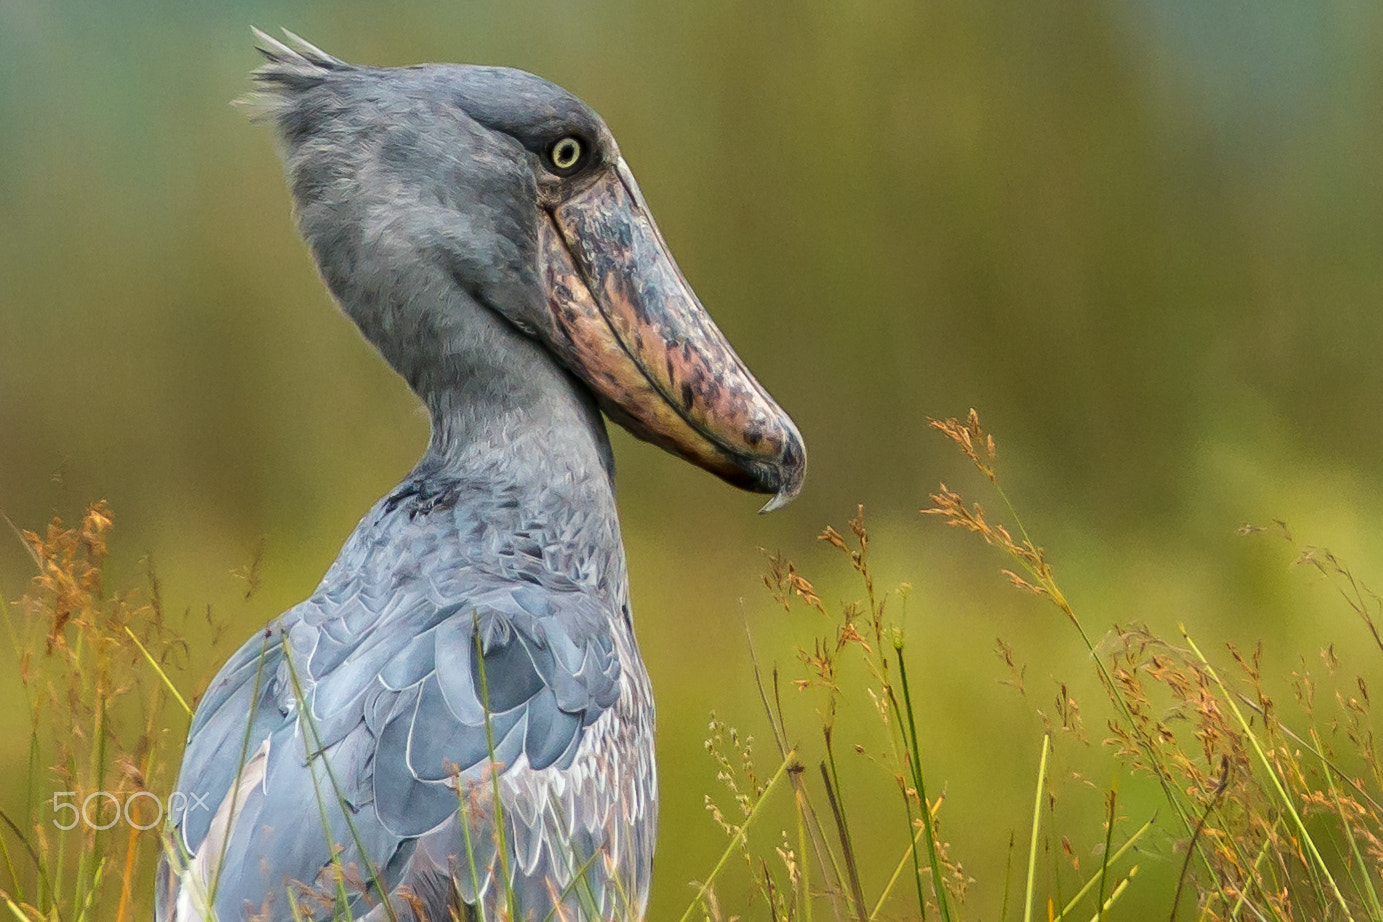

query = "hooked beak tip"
[[758, 489, 797, 515], [755, 427, 806, 514]]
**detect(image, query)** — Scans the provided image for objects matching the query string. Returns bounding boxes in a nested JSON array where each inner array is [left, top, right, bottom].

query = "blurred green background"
[[4, 1, 1383, 918]]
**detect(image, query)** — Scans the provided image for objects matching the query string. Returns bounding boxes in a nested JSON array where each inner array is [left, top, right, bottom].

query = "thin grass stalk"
[[0, 837, 20, 912], [0, 813, 34, 910], [868, 813, 925, 921], [1181, 628, 1354, 920], [950, 472, 1209, 859], [51, 630, 86, 917], [860, 629, 927, 922], [281, 642, 398, 922], [455, 784, 488, 922], [537, 796, 604, 922], [564, 855, 604, 922], [122, 627, 191, 718], [4, 895, 36, 922], [995, 491, 1228, 905], [817, 761, 868, 922], [1084, 870, 1134, 922], [25, 725, 43, 912], [208, 634, 274, 909], [1046, 792, 1064, 919], [879, 666, 927, 921], [1023, 735, 1050, 922], [80, 856, 107, 922], [1233, 692, 1383, 815], [113, 736, 158, 922], [287, 654, 358, 921], [676, 753, 795, 922], [744, 616, 848, 921], [1001, 832, 1016, 922], [470, 614, 518, 922], [80, 575, 114, 922], [536, 852, 602, 922], [112, 785, 144, 922], [1211, 823, 1283, 922], [1313, 729, 1383, 920], [113, 810, 138, 922], [1204, 793, 1292, 921], [1169, 769, 1228, 922], [1050, 816, 1151, 922], [895, 640, 954, 922], [796, 787, 812, 922], [821, 724, 870, 920], [1095, 791, 1115, 922], [1225, 818, 1289, 922], [286, 889, 309, 922], [603, 842, 638, 922], [897, 789, 928, 922]]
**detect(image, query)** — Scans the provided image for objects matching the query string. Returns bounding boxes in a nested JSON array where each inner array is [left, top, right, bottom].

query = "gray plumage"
[[158, 30, 802, 922], [164, 471, 650, 921]]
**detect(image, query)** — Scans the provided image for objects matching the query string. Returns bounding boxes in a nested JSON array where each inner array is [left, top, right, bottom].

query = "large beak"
[[541, 159, 805, 512]]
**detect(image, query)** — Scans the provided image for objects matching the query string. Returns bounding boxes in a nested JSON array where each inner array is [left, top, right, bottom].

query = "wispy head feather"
[[236, 28, 351, 120]]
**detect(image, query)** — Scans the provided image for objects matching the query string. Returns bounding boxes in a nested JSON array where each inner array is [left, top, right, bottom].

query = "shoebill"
[[156, 30, 804, 922]]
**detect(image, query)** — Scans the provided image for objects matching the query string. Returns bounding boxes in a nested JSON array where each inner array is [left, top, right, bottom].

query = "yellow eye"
[[548, 136, 584, 173]]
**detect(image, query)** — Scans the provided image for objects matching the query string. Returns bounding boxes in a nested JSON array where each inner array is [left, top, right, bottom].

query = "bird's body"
[[158, 32, 801, 922], [169, 459, 654, 921]]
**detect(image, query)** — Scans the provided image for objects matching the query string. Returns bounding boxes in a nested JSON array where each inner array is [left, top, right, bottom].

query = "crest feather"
[[236, 28, 351, 120]]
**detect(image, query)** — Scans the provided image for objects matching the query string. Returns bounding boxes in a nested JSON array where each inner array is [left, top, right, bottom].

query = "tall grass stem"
[[1023, 735, 1050, 922]]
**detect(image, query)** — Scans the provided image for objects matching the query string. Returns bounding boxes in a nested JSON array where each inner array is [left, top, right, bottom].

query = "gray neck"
[[318, 228, 618, 517], [420, 346, 617, 497], [376, 293, 617, 512]]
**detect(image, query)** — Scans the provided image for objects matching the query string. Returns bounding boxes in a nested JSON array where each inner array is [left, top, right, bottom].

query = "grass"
[[4, 411, 1383, 919], [0, 502, 210, 922], [685, 410, 1383, 921]]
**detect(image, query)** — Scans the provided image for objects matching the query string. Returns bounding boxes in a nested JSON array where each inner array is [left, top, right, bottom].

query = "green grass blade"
[[1095, 791, 1115, 922], [1083, 868, 1135, 922], [0, 810, 48, 910], [470, 613, 518, 922], [868, 812, 926, 921], [1050, 815, 1151, 922], [797, 791, 813, 922], [893, 789, 928, 922], [895, 638, 954, 922], [818, 756, 869, 922], [281, 642, 397, 922], [1023, 735, 1050, 922], [1314, 729, 1383, 921], [677, 752, 795, 922], [454, 782, 488, 922], [1180, 627, 1355, 921], [208, 633, 274, 910], [3, 895, 37, 922], [537, 852, 603, 922], [1001, 832, 1016, 922], [122, 626, 191, 717]]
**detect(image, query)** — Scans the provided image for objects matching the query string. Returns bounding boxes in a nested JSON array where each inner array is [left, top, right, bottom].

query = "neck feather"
[[403, 302, 617, 510], [335, 265, 617, 512]]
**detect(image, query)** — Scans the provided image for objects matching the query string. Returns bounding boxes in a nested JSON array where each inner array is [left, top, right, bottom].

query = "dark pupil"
[[554, 140, 579, 167]]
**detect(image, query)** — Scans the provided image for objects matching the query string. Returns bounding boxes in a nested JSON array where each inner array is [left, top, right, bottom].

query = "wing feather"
[[160, 558, 623, 922]]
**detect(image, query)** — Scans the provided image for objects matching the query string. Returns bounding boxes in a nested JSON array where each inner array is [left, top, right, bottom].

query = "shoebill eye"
[[547, 136, 586, 175]]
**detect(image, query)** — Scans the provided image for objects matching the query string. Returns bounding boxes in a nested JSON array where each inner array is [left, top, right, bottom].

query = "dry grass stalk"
[[2, 503, 203, 922], [923, 409, 1383, 921]]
